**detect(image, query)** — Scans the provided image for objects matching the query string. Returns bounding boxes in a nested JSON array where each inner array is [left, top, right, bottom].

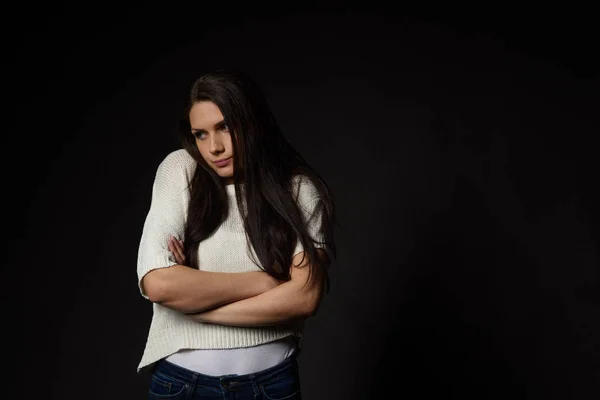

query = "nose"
[[209, 134, 224, 154]]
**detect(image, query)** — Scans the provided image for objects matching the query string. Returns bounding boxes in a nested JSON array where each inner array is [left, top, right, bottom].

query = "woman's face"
[[189, 101, 235, 184]]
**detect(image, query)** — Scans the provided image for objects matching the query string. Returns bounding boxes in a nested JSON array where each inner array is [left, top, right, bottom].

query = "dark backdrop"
[[7, 3, 599, 399]]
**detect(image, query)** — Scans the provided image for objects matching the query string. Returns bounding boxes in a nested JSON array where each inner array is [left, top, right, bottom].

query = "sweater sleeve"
[[291, 175, 332, 261], [136, 150, 195, 299]]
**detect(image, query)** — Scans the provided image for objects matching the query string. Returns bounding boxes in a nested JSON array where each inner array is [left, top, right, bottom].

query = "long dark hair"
[[178, 69, 337, 293]]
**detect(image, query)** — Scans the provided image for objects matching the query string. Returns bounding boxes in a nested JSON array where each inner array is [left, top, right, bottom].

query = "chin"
[[217, 171, 234, 179]]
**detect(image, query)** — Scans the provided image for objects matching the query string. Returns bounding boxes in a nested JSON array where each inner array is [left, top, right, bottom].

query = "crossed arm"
[[186, 254, 324, 327], [141, 236, 326, 327]]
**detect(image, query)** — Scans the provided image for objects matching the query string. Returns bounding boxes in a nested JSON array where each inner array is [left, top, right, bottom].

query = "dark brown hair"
[[178, 69, 337, 292]]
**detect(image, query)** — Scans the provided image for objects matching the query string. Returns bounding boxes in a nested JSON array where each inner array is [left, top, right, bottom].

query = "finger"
[[168, 241, 179, 262], [173, 238, 186, 263], [177, 245, 186, 263], [177, 241, 186, 259], [168, 240, 184, 264]]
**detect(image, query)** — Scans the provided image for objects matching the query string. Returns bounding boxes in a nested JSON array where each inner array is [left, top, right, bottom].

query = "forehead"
[[189, 101, 224, 128]]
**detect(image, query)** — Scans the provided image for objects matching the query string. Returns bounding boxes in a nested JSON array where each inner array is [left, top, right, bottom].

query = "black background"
[[6, 2, 599, 399]]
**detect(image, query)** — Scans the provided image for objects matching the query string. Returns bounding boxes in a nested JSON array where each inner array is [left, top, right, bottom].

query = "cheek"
[[196, 143, 211, 163]]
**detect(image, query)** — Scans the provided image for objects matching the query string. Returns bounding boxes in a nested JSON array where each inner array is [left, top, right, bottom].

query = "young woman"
[[136, 69, 337, 399]]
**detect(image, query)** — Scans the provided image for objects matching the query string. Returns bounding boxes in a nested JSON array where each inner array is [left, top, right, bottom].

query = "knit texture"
[[136, 149, 327, 374]]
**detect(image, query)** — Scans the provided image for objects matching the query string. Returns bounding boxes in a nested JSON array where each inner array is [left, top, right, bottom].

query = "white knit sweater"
[[136, 149, 327, 374]]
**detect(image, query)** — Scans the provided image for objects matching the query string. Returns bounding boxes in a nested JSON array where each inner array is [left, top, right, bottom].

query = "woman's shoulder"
[[290, 173, 321, 203], [160, 148, 195, 168], [155, 149, 197, 184], [158, 149, 196, 173]]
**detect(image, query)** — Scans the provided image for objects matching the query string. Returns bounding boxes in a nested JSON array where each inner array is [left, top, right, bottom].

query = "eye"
[[221, 124, 229, 132], [193, 131, 206, 139]]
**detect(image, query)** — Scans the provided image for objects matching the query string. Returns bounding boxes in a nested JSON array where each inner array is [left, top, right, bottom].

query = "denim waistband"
[[151, 353, 298, 391]]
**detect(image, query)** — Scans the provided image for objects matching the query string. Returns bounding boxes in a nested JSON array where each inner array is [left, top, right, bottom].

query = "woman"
[[136, 69, 337, 399]]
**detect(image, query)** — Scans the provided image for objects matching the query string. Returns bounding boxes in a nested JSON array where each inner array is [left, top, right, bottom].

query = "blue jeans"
[[147, 355, 302, 399]]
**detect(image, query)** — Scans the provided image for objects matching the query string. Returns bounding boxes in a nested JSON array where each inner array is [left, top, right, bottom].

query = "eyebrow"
[[191, 120, 226, 133]]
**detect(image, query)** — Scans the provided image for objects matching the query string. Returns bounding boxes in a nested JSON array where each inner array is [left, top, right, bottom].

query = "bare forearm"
[[185, 279, 320, 327], [149, 265, 273, 314]]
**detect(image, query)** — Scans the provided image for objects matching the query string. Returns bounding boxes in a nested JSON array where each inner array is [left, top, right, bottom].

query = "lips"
[[213, 157, 232, 167]]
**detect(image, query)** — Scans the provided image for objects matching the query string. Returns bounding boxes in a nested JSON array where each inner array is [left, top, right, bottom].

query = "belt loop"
[[190, 372, 199, 386], [185, 372, 198, 398], [250, 373, 260, 398]]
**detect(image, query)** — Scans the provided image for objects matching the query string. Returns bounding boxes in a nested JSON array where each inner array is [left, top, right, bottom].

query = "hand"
[[168, 235, 187, 265]]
